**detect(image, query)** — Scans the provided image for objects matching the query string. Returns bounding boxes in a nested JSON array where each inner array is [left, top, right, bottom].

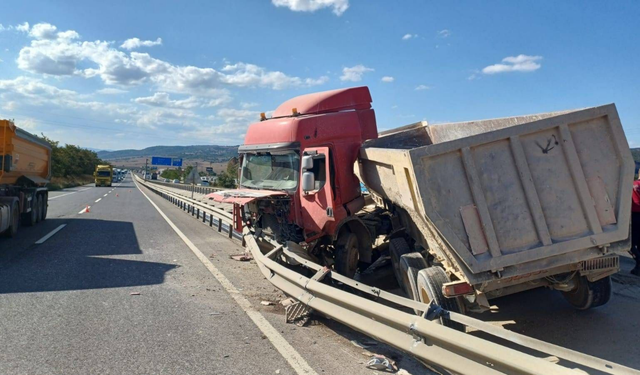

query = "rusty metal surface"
[[359, 105, 634, 285]]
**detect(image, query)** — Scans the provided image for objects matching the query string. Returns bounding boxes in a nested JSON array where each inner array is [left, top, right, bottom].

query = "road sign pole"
[[145, 158, 148, 180], [192, 162, 197, 199]]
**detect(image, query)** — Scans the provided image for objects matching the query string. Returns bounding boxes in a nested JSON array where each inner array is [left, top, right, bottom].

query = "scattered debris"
[[209, 312, 222, 316], [230, 253, 253, 261], [350, 339, 378, 349], [130, 292, 141, 296], [366, 354, 398, 372], [280, 298, 296, 307], [275, 370, 281, 374], [223, 355, 229, 358], [261, 301, 276, 306], [285, 301, 313, 327], [209, 253, 215, 259]]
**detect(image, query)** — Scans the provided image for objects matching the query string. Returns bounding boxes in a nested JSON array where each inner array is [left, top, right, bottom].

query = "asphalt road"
[[0, 175, 427, 375], [1, 174, 640, 374]]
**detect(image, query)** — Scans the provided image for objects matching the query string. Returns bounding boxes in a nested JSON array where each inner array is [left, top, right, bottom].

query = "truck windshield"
[[97, 171, 111, 177], [240, 152, 299, 190]]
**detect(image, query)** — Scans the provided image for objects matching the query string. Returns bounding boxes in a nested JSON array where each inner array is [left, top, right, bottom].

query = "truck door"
[[299, 147, 334, 236]]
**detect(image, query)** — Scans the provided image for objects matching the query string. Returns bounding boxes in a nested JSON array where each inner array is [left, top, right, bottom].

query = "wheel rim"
[[420, 287, 431, 305]]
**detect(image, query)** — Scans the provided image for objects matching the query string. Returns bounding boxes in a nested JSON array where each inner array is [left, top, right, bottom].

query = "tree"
[[214, 157, 239, 188], [38, 134, 104, 177]]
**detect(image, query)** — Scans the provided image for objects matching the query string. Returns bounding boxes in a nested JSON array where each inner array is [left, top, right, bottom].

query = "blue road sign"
[[172, 158, 183, 167], [151, 157, 172, 166]]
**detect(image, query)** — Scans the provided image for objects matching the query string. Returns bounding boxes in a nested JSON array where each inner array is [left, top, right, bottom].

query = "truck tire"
[[399, 252, 429, 314], [4, 204, 20, 238], [389, 237, 412, 289], [21, 198, 37, 227], [41, 193, 48, 221], [35, 195, 43, 223], [335, 231, 360, 278], [416, 267, 465, 331], [561, 275, 612, 310]]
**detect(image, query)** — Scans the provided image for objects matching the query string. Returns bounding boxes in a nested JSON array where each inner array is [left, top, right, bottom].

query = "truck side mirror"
[[301, 155, 314, 170], [301, 171, 315, 193]]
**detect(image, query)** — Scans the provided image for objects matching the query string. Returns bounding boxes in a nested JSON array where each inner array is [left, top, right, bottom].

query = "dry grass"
[[49, 174, 95, 191]]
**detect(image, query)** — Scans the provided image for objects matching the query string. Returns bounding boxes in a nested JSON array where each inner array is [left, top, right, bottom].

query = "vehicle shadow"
[[0, 218, 177, 294]]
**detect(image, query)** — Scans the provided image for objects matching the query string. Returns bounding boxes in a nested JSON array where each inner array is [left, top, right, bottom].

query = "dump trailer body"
[[94, 165, 113, 187], [0, 120, 51, 186], [360, 105, 634, 286]]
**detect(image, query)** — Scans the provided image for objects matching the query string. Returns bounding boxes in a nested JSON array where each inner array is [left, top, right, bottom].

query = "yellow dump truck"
[[94, 165, 113, 187], [0, 120, 52, 238]]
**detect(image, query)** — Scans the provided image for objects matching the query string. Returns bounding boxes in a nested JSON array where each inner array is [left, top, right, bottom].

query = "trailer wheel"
[[561, 275, 612, 310], [389, 237, 412, 289], [416, 267, 465, 331], [399, 252, 428, 314], [335, 232, 360, 277], [41, 193, 48, 221], [35, 195, 43, 223], [21, 198, 37, 227], [4, 203, 20, 238]]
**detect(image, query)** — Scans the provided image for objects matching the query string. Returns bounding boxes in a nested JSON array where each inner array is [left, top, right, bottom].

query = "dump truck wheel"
[[335, 232, 360, 278], [399, 252, 429, 314], [35, 195, 43, 223], [389, 237, 412, 289], [4, 204, 20, 238], [21, 199, 37, 227], [561, 275, 612, 310], [41, 193, 48, 221], [416, 267, 465, 331]]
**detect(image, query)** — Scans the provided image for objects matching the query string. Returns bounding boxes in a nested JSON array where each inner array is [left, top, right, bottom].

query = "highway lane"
[[0, 174, 426, 375]]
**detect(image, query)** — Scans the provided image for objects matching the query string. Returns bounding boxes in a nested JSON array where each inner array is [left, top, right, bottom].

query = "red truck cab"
[[211, 87, 378, 275]]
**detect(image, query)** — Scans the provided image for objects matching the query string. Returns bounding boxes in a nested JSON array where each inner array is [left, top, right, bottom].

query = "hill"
[[97, 145, 238, 163]]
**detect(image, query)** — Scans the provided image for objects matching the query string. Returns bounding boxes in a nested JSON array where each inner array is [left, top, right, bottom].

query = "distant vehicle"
[[199, 181, 210, 186], [163, 178, 169, 182], [94, 165, 113, 187], [0, 120, 51, 238], [172, 179, 180, 184], [151, 172, 158, 180]]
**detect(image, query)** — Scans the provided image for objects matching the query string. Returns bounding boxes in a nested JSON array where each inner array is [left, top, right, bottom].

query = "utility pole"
[[192, 161, 197, 199], [145, 158, 148, 180]]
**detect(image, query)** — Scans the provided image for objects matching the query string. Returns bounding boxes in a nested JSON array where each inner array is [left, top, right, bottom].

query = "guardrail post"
[[202, 212, 206, 223], [217, 218, 222, 232], [209, 215, 214, 227]]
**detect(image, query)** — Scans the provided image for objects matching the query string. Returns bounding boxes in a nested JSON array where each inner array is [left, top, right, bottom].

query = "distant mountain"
[[98, 145, 239, 162]]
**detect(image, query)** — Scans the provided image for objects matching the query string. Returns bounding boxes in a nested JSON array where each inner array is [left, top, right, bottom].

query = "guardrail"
[[141, 176, 225, 195], [135, 174, 637, 375]]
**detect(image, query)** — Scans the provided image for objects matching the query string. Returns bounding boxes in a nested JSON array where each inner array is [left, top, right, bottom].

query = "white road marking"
[[48, 192, 76, 200], [78, 206, 90, 214], [104, 194, 108, 197], [95, 198, 102, 203], [134, 179, 317, 375], [35, 224, 67, 244], [78, 187, 92, 192]]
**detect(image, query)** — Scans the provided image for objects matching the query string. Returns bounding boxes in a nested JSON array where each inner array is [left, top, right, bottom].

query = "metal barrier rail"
[[135, 174, 638, 375], [141, 176, 225, 195]]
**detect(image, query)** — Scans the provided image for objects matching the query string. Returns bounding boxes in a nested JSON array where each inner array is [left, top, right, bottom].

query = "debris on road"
[[209, 312, 222, 316], [366, 354, 398, 372], [261, 300, 276, 306], [230, 253, 253, 261], [350, 339, 378, 349], [280, 298, 296, 307], [130, 292, 141, 296]]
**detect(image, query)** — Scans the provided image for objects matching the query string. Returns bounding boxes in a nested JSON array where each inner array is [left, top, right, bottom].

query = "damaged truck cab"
[[215, 87, 378, 276]]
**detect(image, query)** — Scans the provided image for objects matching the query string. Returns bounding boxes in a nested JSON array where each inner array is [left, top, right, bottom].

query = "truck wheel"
[[41, 193, 48, 221], [561, 275, 612, 310], [399, 252, 428, 314], [389, 237, 412, 289], [335, 232, 360, 278], [21, 198, 37, 227], [4, 204, 20, 238], [35, 195, 43, 223], [416, 267, 465, 331]]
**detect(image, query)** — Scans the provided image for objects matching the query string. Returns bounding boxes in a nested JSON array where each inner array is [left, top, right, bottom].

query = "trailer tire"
[[389, 237, 412, 289], [21, 198, 37, 227], [416, 267, 465, 331], [399, 252, 429, 314], [41, 193, 48, 221], [335, 232, 360, 278], [4, 203, 20, 238], [561, 275, 612, 310], [35, 195, 43, 223]]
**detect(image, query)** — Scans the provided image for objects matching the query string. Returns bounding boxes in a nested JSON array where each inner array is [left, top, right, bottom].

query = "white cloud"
[[134, 91, 230, 109], [402, 33, 417, 40], [438, 29, 450, 38], [271, 0, 349, 16], [482, 54, 543, 75], [15, 23, 327, 92], [340, 65, 374, 82], [29, 23, 58, 40], [96, 88, 128, 95], [16, 22, 29, 32], [381, 76, 394, 83], [415, 85, 430, 91], [120, 37, 163, 50]]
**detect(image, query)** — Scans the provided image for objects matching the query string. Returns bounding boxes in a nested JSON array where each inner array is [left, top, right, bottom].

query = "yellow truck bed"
[[0, 120, 52, 186]]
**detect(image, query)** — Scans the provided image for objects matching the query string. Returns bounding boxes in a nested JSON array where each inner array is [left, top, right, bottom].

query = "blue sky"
[[0, 0, 638, 150]]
